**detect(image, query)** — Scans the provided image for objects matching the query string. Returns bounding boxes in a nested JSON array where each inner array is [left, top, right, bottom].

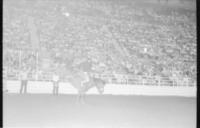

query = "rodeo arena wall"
[[4, 71, 196, 97]]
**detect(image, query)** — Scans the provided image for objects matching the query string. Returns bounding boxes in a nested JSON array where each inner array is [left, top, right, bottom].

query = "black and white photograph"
[[3, 0, 196, 128]]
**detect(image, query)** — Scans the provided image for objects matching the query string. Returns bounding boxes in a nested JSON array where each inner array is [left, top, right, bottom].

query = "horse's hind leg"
[[82, 93, 86, 104], [80, 93, 86, 104], [76, 92, 85, 105], [76, 92, 81, 104]]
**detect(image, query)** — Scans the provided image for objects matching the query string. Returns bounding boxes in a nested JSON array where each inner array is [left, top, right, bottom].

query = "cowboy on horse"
[[66, 59, 106, 104]]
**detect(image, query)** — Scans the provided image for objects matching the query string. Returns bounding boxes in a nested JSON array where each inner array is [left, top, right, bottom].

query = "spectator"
[[20, 69, 29, 94], [3, 67, 8, 93], [52, 72, 60, 95]]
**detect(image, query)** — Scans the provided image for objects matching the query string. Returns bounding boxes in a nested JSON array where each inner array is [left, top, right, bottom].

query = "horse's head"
[[97, 86, 104, 94], [96, 80, 106, 94]]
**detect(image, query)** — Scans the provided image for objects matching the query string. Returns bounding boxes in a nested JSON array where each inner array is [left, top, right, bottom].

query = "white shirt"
[[53, 75, 59, 82], [81, 72, 89, 87], [21, 71, 28, 80]]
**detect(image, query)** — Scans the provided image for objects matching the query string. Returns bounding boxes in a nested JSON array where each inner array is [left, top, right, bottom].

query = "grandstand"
[[3, 0, 196, 128]]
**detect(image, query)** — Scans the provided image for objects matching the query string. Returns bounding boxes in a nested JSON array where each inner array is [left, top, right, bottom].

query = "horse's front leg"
[[80, 92, 86, 104], [76, 91, 82, 104], [76, 91, 85, 105]]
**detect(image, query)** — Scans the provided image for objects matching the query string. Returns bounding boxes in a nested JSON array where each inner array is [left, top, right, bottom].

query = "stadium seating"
[[3, 0, 196, 85]]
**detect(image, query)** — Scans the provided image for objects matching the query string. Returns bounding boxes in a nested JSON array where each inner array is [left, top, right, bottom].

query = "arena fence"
[[3, 70, 196, 97], [4, 70, 196, 87]]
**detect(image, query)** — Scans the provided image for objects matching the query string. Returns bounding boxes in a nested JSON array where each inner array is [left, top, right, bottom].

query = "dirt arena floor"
[[3, 94, 196, 128]]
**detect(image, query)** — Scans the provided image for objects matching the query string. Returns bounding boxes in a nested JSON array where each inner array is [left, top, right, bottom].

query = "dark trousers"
[[53, 82, 59, 95], [20, 80, 28, 94]]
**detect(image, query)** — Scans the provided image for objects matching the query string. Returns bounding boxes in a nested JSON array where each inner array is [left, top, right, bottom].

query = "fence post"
[[186, 78, 189, 87], [194, 81, 196, 87], [142, 77, 144, 86], [19, 50, 22, 70], [158, 76, 161, 86], [36, 52, 38, 81], [18, 50, 21, 80], [126, 76, 128, 85]]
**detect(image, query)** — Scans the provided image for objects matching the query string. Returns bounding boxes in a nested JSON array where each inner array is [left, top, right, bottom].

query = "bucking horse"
[[66, 71, 106, 104]]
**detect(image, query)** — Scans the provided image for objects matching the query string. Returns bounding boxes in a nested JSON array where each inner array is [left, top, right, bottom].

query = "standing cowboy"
[[3, 67, 8, 93], [52, 72, 60, 95], [20, 69, 29, 94]]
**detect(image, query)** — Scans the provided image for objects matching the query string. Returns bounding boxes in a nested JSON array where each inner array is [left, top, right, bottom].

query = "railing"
[[92, 73, 196, 87], [3, 70, 196, 87]]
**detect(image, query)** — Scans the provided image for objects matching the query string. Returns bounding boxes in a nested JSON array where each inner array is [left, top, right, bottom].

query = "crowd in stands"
[[3, 0, 196, 84]]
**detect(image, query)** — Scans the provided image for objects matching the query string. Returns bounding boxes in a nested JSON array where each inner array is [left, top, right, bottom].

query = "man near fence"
[[20, 69, 29, 94], [3, 68, 8, 93], [81, 71, 90, 87], [52, 72, 60, 95]]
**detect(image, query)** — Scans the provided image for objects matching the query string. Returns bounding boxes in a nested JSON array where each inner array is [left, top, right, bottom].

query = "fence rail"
[[95, 73, 195, 87], [3, 69, 196, 87]]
